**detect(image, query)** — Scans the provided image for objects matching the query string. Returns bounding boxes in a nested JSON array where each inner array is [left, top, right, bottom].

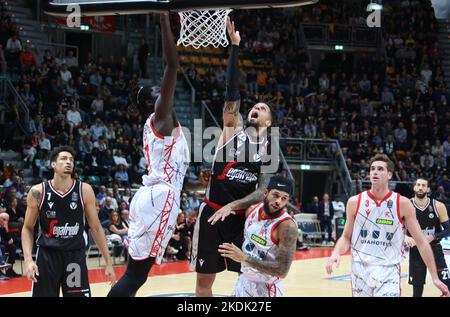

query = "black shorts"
[[408, 244, 450, 286], [32, 247, 91, 297], [192, 203, 245, 274]]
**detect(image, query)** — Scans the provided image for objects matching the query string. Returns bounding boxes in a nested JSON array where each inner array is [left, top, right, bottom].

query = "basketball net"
[[177, 9, 233, 49]]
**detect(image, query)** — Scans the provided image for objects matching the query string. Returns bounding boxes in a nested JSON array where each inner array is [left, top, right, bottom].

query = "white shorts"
[[351, 261, 401, 297], [232, 274, 284, 297], [125, 177, 180, 265]]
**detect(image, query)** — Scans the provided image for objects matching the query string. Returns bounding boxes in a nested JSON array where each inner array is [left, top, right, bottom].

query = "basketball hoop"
[[177, 9, 233, 49]]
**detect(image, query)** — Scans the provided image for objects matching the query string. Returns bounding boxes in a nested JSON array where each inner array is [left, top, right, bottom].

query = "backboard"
[[44, 0, 318, 16]]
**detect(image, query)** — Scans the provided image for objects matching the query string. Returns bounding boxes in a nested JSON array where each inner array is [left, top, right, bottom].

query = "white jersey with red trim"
[[240, 203, 295, 284], [142, 113, 190, 192], [351, 190, 405, 266]]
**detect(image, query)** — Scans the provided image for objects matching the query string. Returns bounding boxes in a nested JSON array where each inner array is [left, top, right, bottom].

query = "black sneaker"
[[5, 269, 21, 278], [0, 272, 10, 281]]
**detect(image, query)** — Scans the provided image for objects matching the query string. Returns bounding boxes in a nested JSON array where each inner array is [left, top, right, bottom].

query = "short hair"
[[265, 102, 278, 127], [50, 146, 76, 163], [414, 178, 429, 187], [369, 154, 394, 173]]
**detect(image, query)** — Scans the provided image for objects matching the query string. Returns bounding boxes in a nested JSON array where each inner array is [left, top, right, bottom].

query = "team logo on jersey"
[[365, 209, 371, 216], [372, 230, 380, 239], [48, 202, 54, 209], [365, 200, 369, 207], [386, 232, 394, 241], [70, 202, 77, 210], [245, 242, 256, 252], [251, 234, 267, 246], [429, 213, 435, 219], [387, 200, 393, 208], [72, 192, 79, 202], [199, 259, 204, 267], [46, 210, 56, 219], [360, 229, 369, 238], [376, 218, 393, 226]]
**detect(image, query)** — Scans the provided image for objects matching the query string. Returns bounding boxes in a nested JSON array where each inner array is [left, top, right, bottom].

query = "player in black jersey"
[[405, 178, 450, 297], [21, 146, 116, 297], [192, 19, 278, 297]]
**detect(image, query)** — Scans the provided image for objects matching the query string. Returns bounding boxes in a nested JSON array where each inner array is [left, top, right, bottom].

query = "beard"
[[245, 118, 259, 129], [263, 198, 284, 219], [415, 192, 427, 199]]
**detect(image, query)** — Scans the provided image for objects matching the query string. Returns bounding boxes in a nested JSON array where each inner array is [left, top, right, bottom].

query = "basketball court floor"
[[1, 247, 446, 297]]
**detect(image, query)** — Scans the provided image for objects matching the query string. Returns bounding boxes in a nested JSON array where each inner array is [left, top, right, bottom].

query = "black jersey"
[[408, 198, 442, 244], [205, 130, 269, 207], [37, 179, 87, 250]]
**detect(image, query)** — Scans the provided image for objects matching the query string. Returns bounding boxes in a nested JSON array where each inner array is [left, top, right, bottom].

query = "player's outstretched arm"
[[22, 184, 41, 282], [208, 172, 270, 225], [219, 18, 242, 148], [153, 13, 178, 136], [82, 183, 116, 286], [403, 196, 449, 296], [326, 195, 357, 274], [219, 220, 297, 278]]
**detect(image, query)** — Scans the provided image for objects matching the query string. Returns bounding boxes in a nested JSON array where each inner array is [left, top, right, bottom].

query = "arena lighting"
[[335, 45, 344, 50], [80, 25, 90, 30], [300, 164, 311, 170]]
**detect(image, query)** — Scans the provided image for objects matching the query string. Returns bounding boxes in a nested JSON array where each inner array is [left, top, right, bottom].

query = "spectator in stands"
[[19, 45, 36, 71], [167, 212, 190, 261], [180, 192, 191, 213], [309, 195, 319, 214], [188, 192, 201, 214], [114, 164, 129, 186], [420, 148, 435, 169], [113, 149, 129, 168], [29, 114, 43, 134], [66, 103, 83, 135], [96, 185, 107, 205], [108, 210, 128, 241], [38, 132, 51, 153], [332, 194, 345, 218], [65, 50, 78, 68], [99, 196, 115, 228], [122, 188, 132, 204], [117, 208, 129, 230], [317, 193, 334, 245], [0, 213, 20, 277], [20, 83, 37, 111], [5, 196, 23, 230], [90, 118, 107, 141]]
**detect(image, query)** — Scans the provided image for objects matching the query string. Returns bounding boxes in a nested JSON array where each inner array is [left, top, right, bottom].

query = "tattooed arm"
[[220, 18, 242, 150], [219, 220, 298, 278], [208, 172, 272, 225], [22, 184, 42, 282]]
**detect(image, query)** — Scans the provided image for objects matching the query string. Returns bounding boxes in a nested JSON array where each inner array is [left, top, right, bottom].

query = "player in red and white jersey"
[[326, 154, 449, 297], [218, 175, 297, 297], [108, 14, 193, 297]]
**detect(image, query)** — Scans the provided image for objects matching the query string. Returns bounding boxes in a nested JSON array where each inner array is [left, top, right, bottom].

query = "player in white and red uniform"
[[326, 154, 449, 297], [218, 175, 297, 297], [108, 14, 190, 297]]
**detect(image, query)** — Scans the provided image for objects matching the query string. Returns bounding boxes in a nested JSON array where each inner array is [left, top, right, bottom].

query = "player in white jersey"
[[218, 175, 297, 297], [326, 154, 449, 297], [108, 14, 193, 297]]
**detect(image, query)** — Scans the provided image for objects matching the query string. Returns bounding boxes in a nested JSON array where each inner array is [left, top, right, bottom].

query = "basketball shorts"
[[32, 247, 90, 297], [126, 182, 180, 265], [232, 274, 284, 297], [190, 202, 245, 273], [408, 244, 450, 286], [351, 261, 401, 297]]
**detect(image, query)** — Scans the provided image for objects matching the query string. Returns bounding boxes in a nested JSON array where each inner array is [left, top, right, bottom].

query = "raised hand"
[[227, 17, 240, 46]]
